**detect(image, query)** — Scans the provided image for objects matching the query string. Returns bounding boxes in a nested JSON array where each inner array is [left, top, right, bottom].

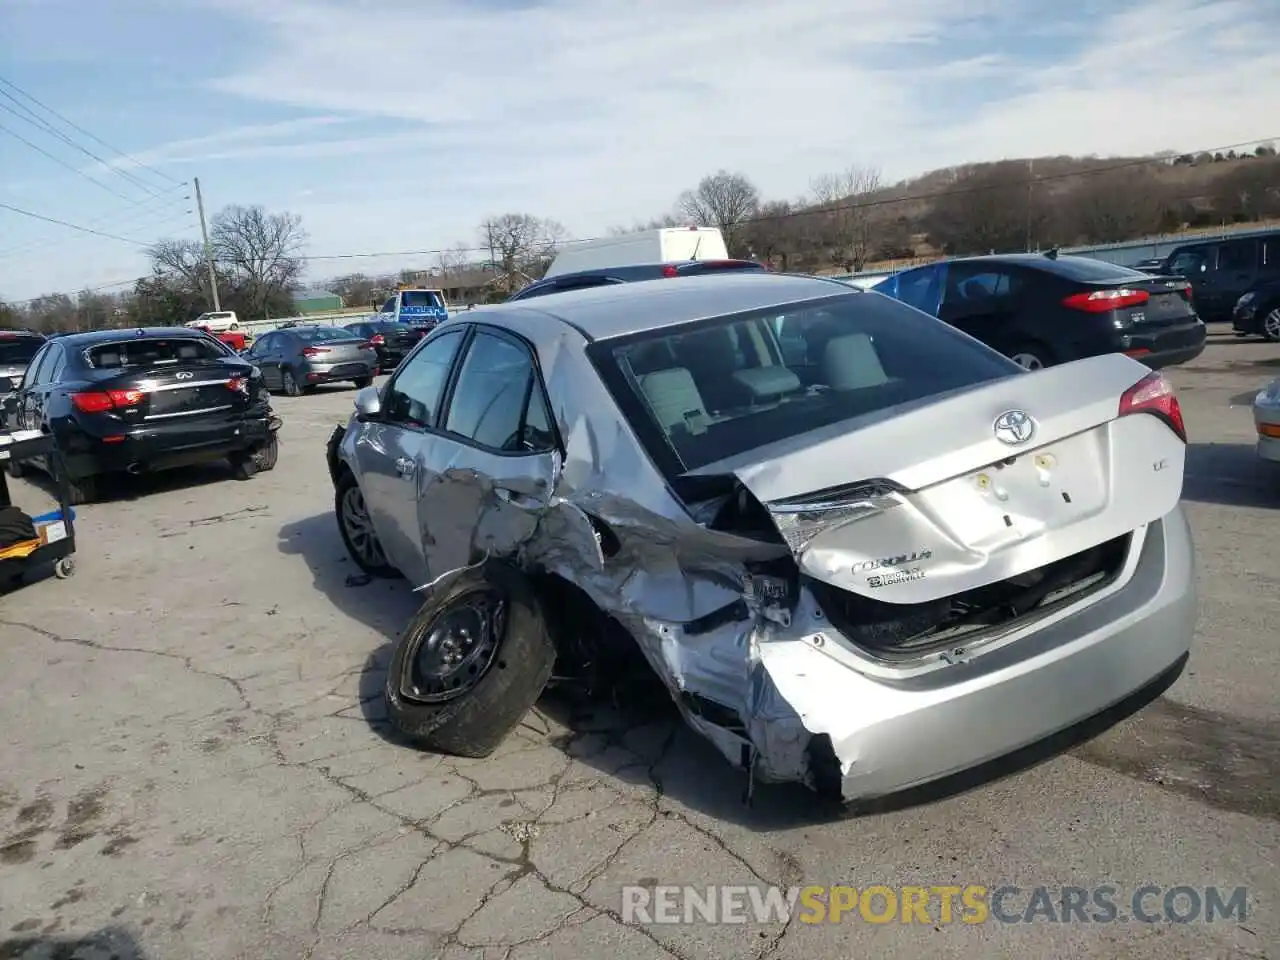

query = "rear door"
[[354, 325, 468, 585], [412, 326, 564, 578], [1212, 239, 1261, 317], [937, 262, 1027, 351]]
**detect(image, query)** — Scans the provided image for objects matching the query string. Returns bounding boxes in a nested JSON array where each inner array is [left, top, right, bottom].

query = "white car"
[[186, 310, 240, 332], [1254, 378, 1280, 462]]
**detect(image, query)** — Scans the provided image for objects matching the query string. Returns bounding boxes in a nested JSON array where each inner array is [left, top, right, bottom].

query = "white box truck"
[[544, 226, 730, 279]]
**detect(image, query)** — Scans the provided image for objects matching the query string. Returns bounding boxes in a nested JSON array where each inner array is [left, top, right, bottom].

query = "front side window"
[[588, 292, 1018, 476], [384, 328, 465, 427], [1169, 247, 1210, 276], [444, 330, 554, 452], [1217, 240, 1257, 273]]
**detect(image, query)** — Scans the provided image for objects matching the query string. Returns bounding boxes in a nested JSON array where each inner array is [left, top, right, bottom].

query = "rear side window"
[[85, 338, 224, 369], [1217, 240, 1257, 272], [1037, 256, 1149, 282], [588, 291, 1019, 476], [444, 331, 553, 452]]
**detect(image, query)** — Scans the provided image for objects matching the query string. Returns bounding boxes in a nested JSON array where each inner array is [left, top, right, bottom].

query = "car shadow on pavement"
[[1183, 442, 1280, 508], [277, 513, 1193, 830], [13, 461, 238, 507], [0, 926, 149, 959]]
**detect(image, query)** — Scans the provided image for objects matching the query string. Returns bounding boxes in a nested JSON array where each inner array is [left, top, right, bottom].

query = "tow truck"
[[371, 285, 451, 332]]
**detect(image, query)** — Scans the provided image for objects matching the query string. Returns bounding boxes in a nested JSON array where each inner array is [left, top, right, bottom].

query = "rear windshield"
[[369, 320, 409, 332], [588, 292, 1019, 476], [1039, 256, 1149, 282], [401, 291, 444, 308], [85, 337, 226, 369], [294, 327, 355, 342], [0, 338, 42, 365]]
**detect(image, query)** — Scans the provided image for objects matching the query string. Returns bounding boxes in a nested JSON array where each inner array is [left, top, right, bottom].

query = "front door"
[[413, 327, 564, 578], [354, 325, 468, 585], [937, 262, 1026, 354]]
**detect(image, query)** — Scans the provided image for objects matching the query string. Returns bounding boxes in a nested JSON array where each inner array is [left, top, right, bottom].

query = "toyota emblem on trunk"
[[993, 409, 1035, 445]]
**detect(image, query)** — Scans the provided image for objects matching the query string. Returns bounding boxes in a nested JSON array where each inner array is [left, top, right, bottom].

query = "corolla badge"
[[993, 409, 1035, 445]]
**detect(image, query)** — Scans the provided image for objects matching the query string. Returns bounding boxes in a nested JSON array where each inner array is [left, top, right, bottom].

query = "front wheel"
[[334, 470, 397, 578], [1262, 308, 1280, 343], [385, 561, 555, 758]]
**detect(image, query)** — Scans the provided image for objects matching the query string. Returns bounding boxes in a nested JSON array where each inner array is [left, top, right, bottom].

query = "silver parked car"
[[325, 272, 1198, 803], [1254, 378, 1280, 462], [243, 325, 378, 396]]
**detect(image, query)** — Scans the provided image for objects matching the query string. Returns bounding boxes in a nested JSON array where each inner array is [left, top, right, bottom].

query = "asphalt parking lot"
[[1, 329, 1278, 960]]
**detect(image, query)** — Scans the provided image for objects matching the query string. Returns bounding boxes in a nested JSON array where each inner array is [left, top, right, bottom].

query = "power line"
[[0, 185, 191, 259], [0, 74, 182, 192], [0, 119, 140, 203], [0, 83, 167, 199], [0, 202, 155, 245]]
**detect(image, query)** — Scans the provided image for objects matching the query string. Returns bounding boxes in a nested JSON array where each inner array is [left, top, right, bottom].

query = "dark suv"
[[1136, 230, 1280, 330], [507, 259, 764, 301], [0, 330, 46, 395], [872, 252, 1206, 370]]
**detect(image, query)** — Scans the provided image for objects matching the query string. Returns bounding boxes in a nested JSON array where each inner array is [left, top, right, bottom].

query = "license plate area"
[[911, 430, 1108, 550], [146, 385, 238, 418]]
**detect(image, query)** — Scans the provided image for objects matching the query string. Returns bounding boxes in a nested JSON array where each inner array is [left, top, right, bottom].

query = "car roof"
[[0, 329, 45, 339], [487, 271, 858, 342], [55, 327, 214, 348]]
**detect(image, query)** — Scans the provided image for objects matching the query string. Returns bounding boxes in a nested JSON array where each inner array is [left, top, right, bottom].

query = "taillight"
[[226, 377, 248, 394], [370, 334, 385, 345], [1063, 288, 1151, 313], [72, 389, 144, 413], [1178, 282, 1194, 302], [1118, 371, 1186, 442], [661, 264, 679, 278], [301, 346, 331, 357]]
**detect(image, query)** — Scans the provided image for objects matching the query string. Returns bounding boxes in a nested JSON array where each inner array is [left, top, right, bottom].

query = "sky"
[[1, 0, 1278, 303]]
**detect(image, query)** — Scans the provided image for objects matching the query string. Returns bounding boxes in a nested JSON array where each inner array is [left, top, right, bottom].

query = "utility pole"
[[194, 177, 220, 311], [1024, 158, 1035, 252]]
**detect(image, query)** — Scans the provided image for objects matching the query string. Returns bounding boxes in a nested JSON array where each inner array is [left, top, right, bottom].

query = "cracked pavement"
[[2, 335, 1279, 959]]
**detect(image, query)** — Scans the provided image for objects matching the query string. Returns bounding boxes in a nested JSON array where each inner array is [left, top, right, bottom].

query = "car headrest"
[[96, 351, 121, 368], [637, 366, 710, 436], [823, 333, 889, 391]]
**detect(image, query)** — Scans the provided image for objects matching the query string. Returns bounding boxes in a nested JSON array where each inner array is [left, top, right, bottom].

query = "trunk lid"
[[78, 340, 260, 422], [704, 353, 1184, 604], [304, 338, 373, 364], [1098, 274, 1198, 328]]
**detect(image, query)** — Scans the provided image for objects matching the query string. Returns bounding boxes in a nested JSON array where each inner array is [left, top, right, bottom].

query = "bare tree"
[[436, 242, 471, 276], [147, 238, 211, 290], [923, 161, 1042, 255], [1071, 168, 1171, 243], [479, 214, 567, 291], [676, 170, 760, 254], [606, 213, 683, 236], [211, 205, 307, 320], [810, 165, 882, 272]]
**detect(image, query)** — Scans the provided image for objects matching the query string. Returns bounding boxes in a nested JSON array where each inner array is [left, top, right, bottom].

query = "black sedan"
[[871, 252, 1206, 370], [342, 319, 421, 371], [1, 328, 279, 504]]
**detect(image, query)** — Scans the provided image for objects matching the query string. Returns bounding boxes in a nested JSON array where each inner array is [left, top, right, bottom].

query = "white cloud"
[[87, 116, 352, 172]]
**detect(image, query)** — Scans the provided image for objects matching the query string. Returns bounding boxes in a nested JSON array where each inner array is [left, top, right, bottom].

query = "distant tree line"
[[4, 144, 1279, 331]]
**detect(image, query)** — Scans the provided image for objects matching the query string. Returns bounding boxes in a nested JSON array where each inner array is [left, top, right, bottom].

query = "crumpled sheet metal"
[[408, 314, 850, 794]]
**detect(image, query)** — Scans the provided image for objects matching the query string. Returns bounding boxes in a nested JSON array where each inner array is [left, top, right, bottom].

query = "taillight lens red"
[[1118, 371, 1186, 442], [370, 334, 385, 345], [1063, 288, 1151, 313], [72, 389, 144, 413], [661, 264, 679, 278], [301, 346, 331, 357]]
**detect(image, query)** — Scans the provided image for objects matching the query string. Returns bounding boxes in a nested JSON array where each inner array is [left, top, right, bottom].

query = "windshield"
[[85, 337, 226, 369], [588, 292, 1019, 476], [0, 338, 42, 365], [401, 290, 444, 308]]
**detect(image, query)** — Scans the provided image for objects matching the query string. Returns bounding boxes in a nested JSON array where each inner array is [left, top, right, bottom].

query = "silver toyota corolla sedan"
[[325, 272, 1198, 804]]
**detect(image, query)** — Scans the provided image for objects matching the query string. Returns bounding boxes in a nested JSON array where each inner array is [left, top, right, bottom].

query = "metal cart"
[[0, 429, 77, 584]]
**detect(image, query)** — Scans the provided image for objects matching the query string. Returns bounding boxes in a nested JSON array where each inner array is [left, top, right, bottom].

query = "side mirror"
[[353, 385, 383, 420]]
